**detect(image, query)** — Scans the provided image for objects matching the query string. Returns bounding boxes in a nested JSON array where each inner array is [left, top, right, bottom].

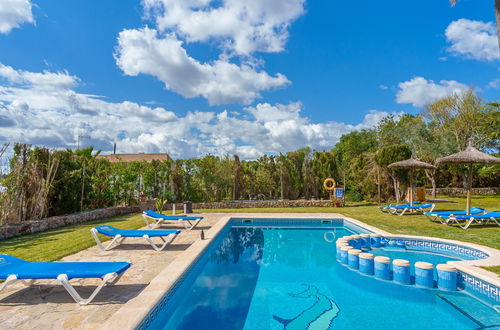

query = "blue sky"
[[0, 0, 498, 159]]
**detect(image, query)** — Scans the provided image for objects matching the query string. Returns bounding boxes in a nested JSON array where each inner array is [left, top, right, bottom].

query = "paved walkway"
[[0, 213, 222, 330]]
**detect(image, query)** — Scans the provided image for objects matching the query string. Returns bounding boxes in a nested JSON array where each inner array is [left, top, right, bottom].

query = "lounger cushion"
[[378, 201, 421, 209], [391, 203, 432, 210], [95, 225, 180, 238], [0, 255, 130, 280], [143, 210, 203, 221], [446, 211, 500, 221], [424, 208, 485, 217]]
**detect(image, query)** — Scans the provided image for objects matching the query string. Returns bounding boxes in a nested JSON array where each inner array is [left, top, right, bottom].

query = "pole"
[[466, 164, 472, 215], [343, 170, 346, 205], [280, 164, 284, 201], [409, 169, 413, 208], [377, 167, 381, 205], [80, 162, 85, 211]]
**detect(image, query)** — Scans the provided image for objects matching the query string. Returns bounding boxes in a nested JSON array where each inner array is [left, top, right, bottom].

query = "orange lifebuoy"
[[323, 178, 336, 191]]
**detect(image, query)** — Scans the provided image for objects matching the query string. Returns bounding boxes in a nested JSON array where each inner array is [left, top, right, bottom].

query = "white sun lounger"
[[388, 202, 435, 216], [0, 255, 130, 305], [443, 211, 500, 229], [424, 207, 485, 223], [90, 225, 180, 251], [142, 210, 203, 230]]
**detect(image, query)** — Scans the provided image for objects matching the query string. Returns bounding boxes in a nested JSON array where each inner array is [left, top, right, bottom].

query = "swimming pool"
[[139, 219, 500, 329]]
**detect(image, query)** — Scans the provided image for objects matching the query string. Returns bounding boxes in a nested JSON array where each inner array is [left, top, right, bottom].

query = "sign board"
[[334, 188, 344, 199]]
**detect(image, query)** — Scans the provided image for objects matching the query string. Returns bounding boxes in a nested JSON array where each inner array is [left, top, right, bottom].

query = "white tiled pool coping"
[[102, 213, 500, 329]]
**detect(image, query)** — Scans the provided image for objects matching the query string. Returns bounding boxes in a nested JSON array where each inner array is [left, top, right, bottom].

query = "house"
[[96, 153, 170, 163]]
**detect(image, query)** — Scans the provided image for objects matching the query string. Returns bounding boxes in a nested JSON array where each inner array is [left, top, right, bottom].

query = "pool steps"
[[359, 253, 374, 275], [415, 262, 433, 288], [337, 235, 458, 290]]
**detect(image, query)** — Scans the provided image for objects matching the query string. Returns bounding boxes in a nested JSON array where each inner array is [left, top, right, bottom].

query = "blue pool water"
[[142, 224, 499, 329]]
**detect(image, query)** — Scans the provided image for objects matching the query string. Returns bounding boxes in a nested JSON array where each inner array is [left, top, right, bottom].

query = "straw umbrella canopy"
[[388, 158, 436, 205], [437, 145, 500, 215]]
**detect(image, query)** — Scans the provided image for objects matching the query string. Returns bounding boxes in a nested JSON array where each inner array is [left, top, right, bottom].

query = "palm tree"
[[451, 0, 500, 50]]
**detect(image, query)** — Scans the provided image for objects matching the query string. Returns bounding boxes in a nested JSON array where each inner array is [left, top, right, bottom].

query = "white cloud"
[[0, 64, 396, 160], [0, 0, 34, 34], [379, 85, 388, 90], [115, 27, 289, 105], [142, 0, 306, 55], [245, 102, 301, 122], [488, 78, 500, 89], [396, 76, 469, 107], [445, 19, 500, 61], [115, 0, 303, 105]]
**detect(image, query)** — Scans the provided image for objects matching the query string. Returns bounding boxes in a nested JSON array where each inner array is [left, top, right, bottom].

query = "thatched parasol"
[[388, 158, 436, 205], [437, 145, 500, 214]]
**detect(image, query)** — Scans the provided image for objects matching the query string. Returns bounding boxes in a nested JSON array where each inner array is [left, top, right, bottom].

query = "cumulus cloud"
[[445, 19, 500, 61], [142, 0, 306, 55], [0, 64, 396, 160], [396, 77, 469, 107], [488, 78, 500, 89], [0, 0, 34, 34], [115, 0, 304, 105], [115, 28, 289, 105]]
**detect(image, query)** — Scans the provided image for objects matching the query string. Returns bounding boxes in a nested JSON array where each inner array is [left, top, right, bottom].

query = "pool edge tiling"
[[102, 213, 500, 330]]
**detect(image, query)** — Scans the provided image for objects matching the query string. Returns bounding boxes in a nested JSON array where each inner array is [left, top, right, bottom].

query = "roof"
[[388, 158, 436, 169], [437, 146, 500, 165], [96, 153, 170, 163]]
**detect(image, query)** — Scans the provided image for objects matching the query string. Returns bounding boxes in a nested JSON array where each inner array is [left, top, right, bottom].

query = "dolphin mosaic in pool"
[[273, 284, 340, 329]]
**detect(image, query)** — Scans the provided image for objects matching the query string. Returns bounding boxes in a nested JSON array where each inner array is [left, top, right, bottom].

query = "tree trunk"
[[430, 176, 436, 198], [496, 0, 500, 50], [424, 169, 437, 198], [391, 176, 401, 203]]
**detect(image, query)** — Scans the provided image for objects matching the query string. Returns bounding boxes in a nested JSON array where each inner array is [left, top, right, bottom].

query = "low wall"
[[0, 206, 139, 240], [165, 200, 333, 211], [424, 187, 500, 196]]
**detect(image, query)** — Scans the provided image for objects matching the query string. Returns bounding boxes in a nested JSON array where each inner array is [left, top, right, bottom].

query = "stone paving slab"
[[0, 213, 221, 330]]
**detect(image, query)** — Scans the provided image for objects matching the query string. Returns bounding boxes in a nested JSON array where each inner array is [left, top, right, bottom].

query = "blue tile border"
[[229, 217, 344, 226], [383, 237, 489, 260], [457, 271, 500, 305]]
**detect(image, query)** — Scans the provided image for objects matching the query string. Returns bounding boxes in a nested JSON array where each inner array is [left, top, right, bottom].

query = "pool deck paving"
[[0, 213, 221, 329], [0, 212, 499, 329]]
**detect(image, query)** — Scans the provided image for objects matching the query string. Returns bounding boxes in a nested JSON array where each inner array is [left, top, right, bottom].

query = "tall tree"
[[232, 155, 244, 200], [375, 145, 412, 202], [425, 89, 497, 153]]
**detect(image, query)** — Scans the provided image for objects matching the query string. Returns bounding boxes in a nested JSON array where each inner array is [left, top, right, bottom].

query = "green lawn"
[[0, 195, 498, 275], [0, 213, 145, 262]]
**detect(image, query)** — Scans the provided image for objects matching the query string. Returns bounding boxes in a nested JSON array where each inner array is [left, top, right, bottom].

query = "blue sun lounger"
[[441, 211, 500, 229], [0, 254, 130, 305], [388, 202, 435, 216], [424, 207, 485, 223], [143, 210, 203, 230], [379, 201, 420, 213], [90, 225, 181, 251]]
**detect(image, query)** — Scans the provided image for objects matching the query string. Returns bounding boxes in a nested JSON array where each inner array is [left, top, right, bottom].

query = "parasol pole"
[[466, 163, 472, 215], [409, 168, 413, 208]]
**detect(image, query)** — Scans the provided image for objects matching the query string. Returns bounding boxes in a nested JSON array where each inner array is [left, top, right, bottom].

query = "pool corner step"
[[436, 292, 499, 328]]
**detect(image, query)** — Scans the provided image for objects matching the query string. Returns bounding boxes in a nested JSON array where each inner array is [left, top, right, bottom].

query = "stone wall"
[[0, 206, 139, 240], [424, 187, 500, 196], [165, 199, 334, 211]]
